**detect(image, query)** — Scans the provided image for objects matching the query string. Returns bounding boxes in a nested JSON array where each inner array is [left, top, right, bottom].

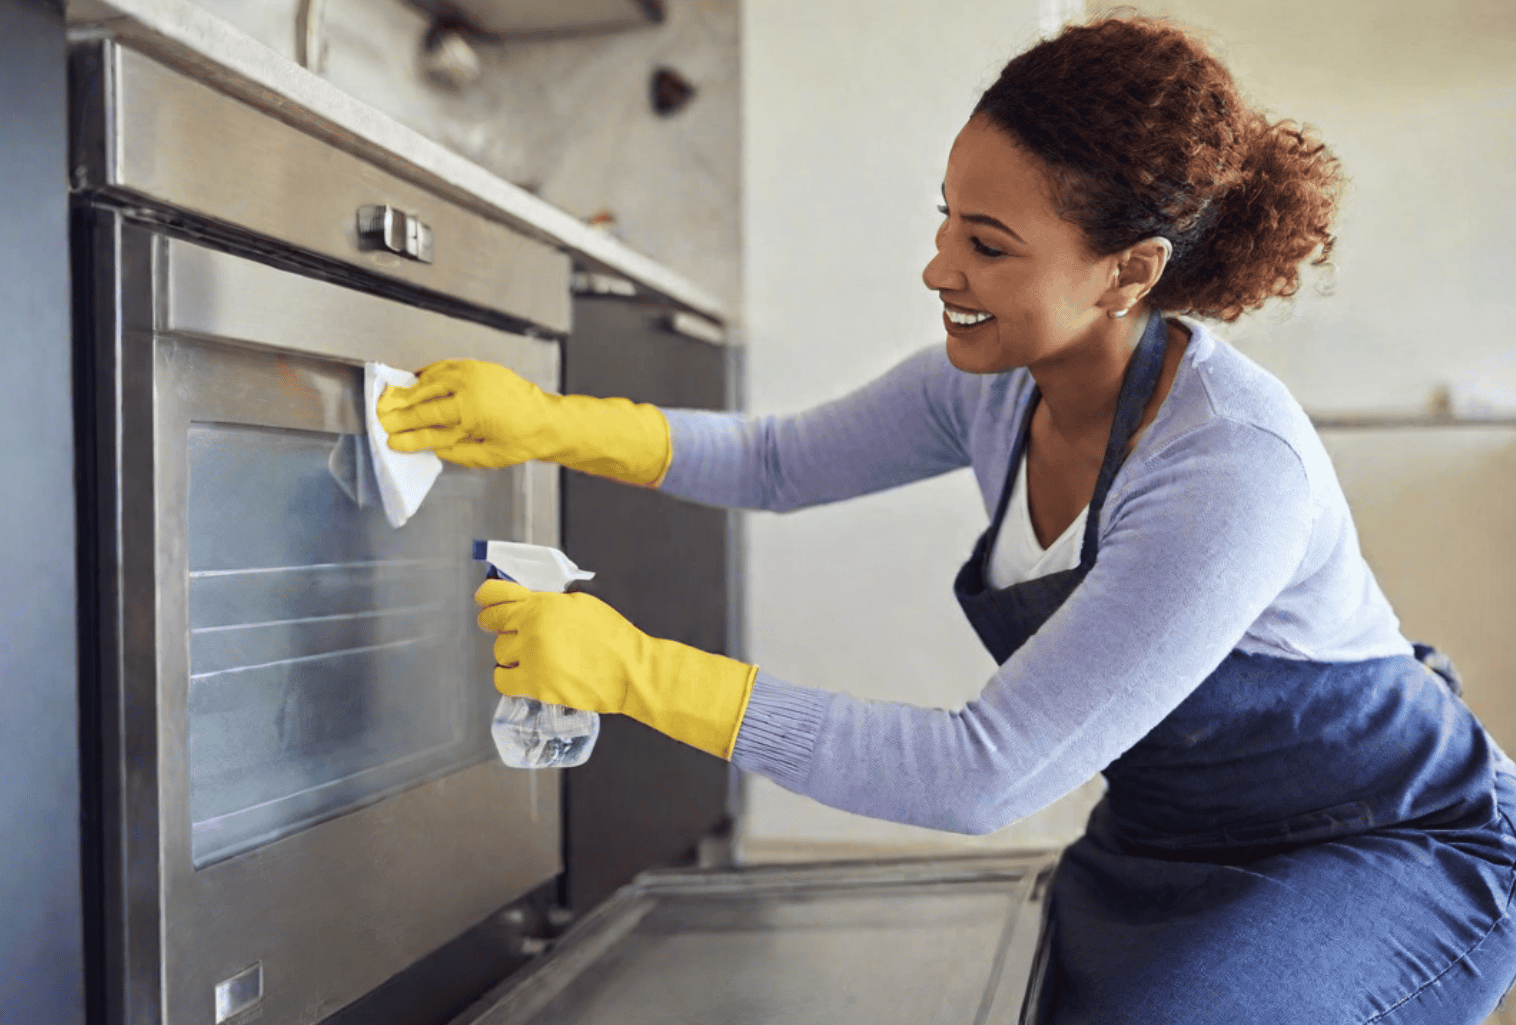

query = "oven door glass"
[[185, 420, 498, 866]]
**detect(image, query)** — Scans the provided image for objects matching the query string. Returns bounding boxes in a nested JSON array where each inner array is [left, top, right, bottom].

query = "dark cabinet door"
[[560, 294, 739, 913], [3, 5, 85, 1023]]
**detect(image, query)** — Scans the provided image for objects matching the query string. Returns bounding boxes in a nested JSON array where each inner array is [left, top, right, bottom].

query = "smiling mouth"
[[944, 307, 994, 327]]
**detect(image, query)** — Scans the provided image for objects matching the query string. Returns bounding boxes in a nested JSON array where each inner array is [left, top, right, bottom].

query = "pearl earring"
[[1109, 307, 1130, 319]]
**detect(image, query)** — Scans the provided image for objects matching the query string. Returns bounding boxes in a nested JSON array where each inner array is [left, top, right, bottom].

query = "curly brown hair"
[[973, 14, 1343, 321]]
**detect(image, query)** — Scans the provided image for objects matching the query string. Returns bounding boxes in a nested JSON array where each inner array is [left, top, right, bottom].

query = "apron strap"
[[1076, 310, 1170, 567]]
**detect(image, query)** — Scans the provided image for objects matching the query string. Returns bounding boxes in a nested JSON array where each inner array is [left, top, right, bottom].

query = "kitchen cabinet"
[[0, 3, 86, 1023], [412, 0, 663, 39], [560, 293, 742, 913]]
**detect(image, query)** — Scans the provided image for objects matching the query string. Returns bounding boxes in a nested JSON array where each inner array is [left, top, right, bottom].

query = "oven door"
[[89, 223, 564, 1025]]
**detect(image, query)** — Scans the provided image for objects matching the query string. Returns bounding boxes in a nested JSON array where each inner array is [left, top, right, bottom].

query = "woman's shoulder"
[[1115, 317, 1347, 522], [1146, 318, 1320, 464]]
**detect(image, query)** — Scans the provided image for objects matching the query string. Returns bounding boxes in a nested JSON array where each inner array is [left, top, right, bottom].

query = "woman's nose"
[[922, 245, 966, 293]]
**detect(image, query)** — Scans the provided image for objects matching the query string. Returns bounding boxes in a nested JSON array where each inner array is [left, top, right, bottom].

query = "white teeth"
[[945, 307, 994, 326]]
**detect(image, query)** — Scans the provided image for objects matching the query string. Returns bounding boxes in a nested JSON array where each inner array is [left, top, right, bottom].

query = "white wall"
[[1143, 0, 1516, 417], [737, 0, 1105, 860]]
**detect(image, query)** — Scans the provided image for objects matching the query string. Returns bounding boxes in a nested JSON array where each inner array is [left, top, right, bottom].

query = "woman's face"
[[923, 117, 1118, 375]]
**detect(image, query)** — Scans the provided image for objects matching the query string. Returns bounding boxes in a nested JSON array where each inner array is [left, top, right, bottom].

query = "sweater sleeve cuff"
[[657, 407, 751, 506], [729, 670, 834, 794], [659, 408, 713, 495]]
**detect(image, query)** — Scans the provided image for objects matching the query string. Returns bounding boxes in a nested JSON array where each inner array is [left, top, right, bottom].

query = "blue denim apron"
[[953, 314, 1516, 1024]]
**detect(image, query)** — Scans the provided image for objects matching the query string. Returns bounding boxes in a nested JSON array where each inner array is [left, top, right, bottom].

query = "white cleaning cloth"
[[365, 362, 443, 528]]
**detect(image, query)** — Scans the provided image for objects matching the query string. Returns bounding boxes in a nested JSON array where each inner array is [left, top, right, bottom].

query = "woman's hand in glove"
[[377, 358, 672, 485], [476, 579, 757, 759]]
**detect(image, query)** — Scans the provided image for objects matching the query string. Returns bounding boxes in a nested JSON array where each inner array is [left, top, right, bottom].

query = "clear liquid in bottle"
[[490, 695, 601, 769]]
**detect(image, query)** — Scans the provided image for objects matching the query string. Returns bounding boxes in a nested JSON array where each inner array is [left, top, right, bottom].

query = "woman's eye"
[[938, 204, 1006, 258]]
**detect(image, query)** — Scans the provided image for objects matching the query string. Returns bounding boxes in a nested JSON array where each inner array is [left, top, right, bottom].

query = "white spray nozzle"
[[473, 540, 594, 594]]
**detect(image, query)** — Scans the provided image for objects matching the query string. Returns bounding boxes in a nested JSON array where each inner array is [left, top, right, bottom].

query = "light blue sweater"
[[659, 319, 1411, 835]]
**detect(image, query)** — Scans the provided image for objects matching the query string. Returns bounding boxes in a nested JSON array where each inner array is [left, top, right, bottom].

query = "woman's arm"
[[658, 345, 980, 511], [731, 418, 1315, 834]]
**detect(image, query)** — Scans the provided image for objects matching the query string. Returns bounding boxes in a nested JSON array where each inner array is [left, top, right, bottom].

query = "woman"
[[379, 15, 1516, 1023]]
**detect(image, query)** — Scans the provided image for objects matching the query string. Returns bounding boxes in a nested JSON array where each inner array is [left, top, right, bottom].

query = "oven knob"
[[356, 204, 434, 264]]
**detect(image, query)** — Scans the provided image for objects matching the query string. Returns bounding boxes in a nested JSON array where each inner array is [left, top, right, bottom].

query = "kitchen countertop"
[[63, 0, 730, 327]]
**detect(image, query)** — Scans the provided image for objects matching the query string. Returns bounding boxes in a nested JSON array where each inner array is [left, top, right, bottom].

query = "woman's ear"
[[1103, 236, 1173, 314]]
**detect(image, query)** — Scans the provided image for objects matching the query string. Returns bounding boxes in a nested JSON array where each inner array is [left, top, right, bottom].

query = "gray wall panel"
[[0, 1, 84, 1021]]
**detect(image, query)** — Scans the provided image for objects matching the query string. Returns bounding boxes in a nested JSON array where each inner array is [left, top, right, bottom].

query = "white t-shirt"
[[985, 452, 1086, 588]]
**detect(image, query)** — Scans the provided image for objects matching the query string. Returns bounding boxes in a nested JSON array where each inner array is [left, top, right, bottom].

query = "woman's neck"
[[1028, 306, 1156, 457]]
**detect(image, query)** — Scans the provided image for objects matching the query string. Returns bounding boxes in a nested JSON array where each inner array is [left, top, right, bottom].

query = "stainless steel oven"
[[74, 39, 572, 1025]]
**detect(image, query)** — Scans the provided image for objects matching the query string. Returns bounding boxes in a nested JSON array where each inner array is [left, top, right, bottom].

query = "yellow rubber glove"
[[376, 358, 673, 486], [475, 579, 758, 760]]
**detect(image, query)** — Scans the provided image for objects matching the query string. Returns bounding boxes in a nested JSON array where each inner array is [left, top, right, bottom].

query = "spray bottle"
[[473, 539, 600, 769]]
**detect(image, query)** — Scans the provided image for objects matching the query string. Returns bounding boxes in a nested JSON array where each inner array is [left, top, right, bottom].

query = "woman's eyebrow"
[[940, 184, 1027, 245]]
